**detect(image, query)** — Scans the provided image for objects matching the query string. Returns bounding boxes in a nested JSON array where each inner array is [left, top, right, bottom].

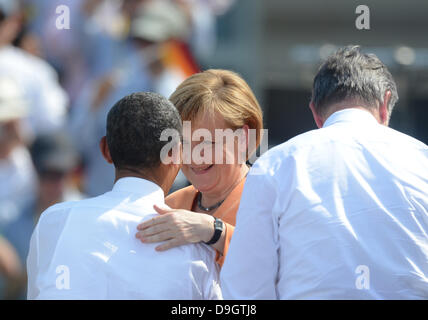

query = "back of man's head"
[[311, 45, 399, 119], [106, 92, 182, 171]]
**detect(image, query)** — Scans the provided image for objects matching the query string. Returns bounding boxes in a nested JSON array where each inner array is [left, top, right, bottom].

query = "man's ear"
[[309, 101, 324, 128], [170, 141, 182, 170], [99, 136, 113, 164], [379, 91, 391, 126]]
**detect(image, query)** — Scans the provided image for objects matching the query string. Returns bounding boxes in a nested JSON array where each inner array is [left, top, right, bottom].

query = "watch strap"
[[204, 218, 223, 245]]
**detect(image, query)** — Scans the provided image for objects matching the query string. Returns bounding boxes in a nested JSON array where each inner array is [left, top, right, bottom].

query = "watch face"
[[214, 219, 223, 230]]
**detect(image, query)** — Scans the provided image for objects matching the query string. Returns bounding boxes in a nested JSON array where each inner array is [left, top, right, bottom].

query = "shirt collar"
[[112, 177, 164, 202], [323, 108, 379, 128]]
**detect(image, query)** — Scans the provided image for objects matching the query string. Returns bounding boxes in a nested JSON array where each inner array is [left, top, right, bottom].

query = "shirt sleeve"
[[220, 164, 280, 299]]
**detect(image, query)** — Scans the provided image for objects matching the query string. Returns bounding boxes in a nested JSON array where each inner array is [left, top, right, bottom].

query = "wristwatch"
[[204, 218, 224, 245]]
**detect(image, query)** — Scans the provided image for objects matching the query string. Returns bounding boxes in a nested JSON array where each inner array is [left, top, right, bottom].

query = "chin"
[[190, 172, 219, 191], [190, 179, 216, 193], [183, 167, 216, 191]]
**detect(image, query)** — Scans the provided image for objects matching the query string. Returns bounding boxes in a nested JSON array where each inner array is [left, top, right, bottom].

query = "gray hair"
[[311, 45, 399, 117]]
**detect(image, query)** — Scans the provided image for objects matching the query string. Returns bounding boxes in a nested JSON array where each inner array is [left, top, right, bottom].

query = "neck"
[[200, 164, 248, 208], [325, 104, 380, 124], [115, 167, 169, 196]]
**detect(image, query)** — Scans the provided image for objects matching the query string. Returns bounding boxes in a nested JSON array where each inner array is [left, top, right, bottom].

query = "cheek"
[[217, 141, 241, 165], [181, 164, 219, 190], [181, 165, 191, 179]]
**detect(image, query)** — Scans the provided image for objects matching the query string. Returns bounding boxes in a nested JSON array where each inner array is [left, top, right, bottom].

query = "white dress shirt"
[[221, 108, 428, 299], [27, 177, 222, 300]]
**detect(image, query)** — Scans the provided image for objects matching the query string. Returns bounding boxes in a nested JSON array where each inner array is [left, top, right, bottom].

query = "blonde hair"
[[169, 69, 263, 158]]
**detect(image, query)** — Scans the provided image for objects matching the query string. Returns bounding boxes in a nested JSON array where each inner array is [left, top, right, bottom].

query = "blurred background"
[[0, 0, 427, 299]]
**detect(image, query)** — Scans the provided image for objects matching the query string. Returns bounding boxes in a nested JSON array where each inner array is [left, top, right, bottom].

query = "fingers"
[[153, 204, 173, 215], [137, 206, 175, 230], [136, 230, 173, 244], [137, 213, 170, 230], [155, 238, 184, 252], [136, 223, 169, 238], [135, 228, 184, 252]]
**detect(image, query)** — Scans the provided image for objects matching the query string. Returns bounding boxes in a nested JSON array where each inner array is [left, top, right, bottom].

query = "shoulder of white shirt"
[[37, 194, 106, 224], [250, 120, 427, 178], [250, 128, 320, 173]]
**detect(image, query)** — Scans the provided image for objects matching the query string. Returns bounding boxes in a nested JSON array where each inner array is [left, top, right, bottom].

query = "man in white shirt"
[[221, 45, 428, 299], [27, 92, 222, 299], [0, 6, 68, 138]]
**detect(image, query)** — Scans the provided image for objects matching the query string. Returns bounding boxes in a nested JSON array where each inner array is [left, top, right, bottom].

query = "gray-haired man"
[[221, 45, 428, 299]]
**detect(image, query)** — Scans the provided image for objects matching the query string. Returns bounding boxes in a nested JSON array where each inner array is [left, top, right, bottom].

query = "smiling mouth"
[[191, 164, 214, 175]]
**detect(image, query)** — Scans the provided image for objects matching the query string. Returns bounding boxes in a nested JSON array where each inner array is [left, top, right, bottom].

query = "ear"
[[241, 124, 250, 148], [243, 124, 250, 141], [238, 124, 250, 163], [309, 101, 324, 128], [379, 91, 391, 126], [159, 142, 182, 195], [163, 140, 182, 170], [171, 141, 182, 169], [99, 136, 113, 164]]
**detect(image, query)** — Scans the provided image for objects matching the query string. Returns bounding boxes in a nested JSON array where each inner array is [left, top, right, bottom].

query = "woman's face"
[[181, 111, 247, 195]]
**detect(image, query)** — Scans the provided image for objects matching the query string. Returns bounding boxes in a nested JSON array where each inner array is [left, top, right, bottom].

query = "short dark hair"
[[106, 92, 182, 170], [311, 45, 398, 117]]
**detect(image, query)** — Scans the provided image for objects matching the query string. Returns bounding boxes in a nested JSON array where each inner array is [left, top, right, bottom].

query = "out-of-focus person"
[[0, 235, 22, 279], [221, 45, 428, 299], [0, 234, 23, 300], [69, 0, 193, 197], [12, 18, 44, 59], [0, 76, 36, 229], [130, 0, 197, 193], [2, 131, 82, 299], [0, 1, 68, 138], [24, 0, 89, 101], [27, 92, 222, 300], [129, 0, 191, 98], [178, 0, 236, 66], [0, 73, 29, 302], [136, 69, 263, 267]]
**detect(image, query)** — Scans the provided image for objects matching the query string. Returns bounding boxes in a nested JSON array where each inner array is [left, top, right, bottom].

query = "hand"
[[135, 205, 215, 251]]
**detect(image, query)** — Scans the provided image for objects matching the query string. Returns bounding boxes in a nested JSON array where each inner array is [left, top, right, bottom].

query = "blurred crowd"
[[0, 0, 235, 299]]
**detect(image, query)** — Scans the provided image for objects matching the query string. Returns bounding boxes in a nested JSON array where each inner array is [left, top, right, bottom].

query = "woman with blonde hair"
[[136, 69, 264, 266]]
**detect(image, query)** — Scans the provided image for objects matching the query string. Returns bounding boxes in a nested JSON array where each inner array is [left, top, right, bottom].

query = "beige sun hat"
[[130, 0, 190, 43], [0, 76, 28, 122], [0, 0, 19, 16]]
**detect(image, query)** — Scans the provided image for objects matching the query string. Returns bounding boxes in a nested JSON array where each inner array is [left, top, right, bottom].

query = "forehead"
[[190, 110, 230, 132]]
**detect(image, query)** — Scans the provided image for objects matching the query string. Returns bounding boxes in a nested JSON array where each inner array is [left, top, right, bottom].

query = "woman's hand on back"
[[135, 205, 215, 251]]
